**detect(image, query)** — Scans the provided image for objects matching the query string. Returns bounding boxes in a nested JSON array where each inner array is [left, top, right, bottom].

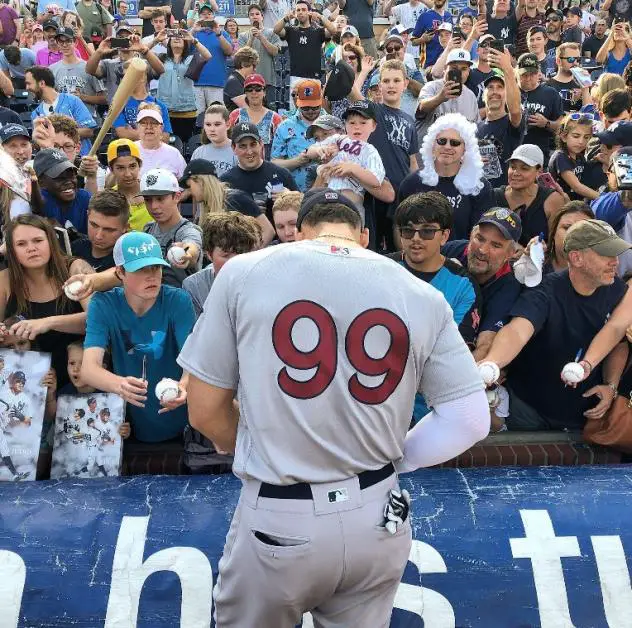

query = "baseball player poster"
[[0, 348, 51, 482], [51, 393, 126, 479]]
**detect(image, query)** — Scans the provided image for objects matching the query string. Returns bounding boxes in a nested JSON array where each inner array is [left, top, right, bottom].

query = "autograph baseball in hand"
[[561, 362, 585, 384], [155, 378, 179, 402], [64, 281, 84, 301], [167, 246, 186, 265], [478, 361, 500, 386]]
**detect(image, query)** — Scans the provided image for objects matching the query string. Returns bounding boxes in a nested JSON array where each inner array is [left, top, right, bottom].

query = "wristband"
[[579, 359, 593, 375]]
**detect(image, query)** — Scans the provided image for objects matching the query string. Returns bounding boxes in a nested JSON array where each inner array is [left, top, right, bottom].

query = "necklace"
[[314, 234, 358, 243]]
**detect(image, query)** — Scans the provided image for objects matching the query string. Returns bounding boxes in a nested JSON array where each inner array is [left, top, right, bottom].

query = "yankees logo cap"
[[297, 188, 365, 230], [231, 122, 261, 144], [446, 49, 473, 66], [113, 232, 169, 272], [33, 148, 77, 179], [140, 168, 180, 196], [295, 79, 323, 108]]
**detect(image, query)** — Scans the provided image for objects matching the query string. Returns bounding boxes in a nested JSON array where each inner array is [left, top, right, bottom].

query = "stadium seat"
[[185, 135, 202, 159], [169, 135, 184, 156], [6, 91, 36, 113], [180, 201, 194, 219], [19, 111, 33, 130]]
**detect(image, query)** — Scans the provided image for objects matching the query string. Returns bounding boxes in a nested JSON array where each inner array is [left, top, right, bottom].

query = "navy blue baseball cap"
[[477, 208, 522, 242], [0, 124, 30, 143], [597, 121, 632, 147], [298, 188, 364, 229]]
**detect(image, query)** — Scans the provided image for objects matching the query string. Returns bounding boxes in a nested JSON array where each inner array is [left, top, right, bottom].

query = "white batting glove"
[[382, 488, 411, 535]]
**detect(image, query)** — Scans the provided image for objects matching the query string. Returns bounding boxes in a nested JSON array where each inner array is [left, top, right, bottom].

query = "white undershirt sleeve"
[[395, 389, 491, 474]]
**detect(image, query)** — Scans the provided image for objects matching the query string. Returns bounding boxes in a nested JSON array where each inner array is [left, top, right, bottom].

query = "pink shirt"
[[135, 142, 187, 178], [35, 45, 82, 67], [0, 5, 18, 46]]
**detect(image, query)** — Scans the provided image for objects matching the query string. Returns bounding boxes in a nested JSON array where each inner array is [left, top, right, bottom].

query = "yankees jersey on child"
[[316, 134, 385, 198]]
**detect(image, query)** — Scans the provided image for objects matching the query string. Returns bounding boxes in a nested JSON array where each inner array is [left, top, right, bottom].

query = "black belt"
[[258, 463, 395, 500]]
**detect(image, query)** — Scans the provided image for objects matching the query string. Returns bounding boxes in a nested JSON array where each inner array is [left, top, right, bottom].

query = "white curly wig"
[[418, 113, 485, 196]]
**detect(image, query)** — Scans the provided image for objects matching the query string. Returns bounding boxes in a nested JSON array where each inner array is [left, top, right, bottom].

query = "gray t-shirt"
[[416, 79, 481, 144], [143, 218, 203, 287], [50, 60, 105, 115], [0, 47, 35, 79], [191, 143, 238, 179], [182, 265, 214, 318], [237, 29, 281, 87], [177, 240, 483, 485], [98, 58, 123, 103]]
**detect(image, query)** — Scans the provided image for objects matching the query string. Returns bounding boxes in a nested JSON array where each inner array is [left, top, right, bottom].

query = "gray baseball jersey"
[[178, 241, 483, 485]]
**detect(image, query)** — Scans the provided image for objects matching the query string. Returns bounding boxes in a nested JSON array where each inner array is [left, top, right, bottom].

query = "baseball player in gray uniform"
[[178, 189, 490, 627]]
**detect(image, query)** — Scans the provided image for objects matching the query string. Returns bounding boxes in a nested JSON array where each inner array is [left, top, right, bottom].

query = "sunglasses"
[[385, 45, 402, 53], [399, 226, 444, 240], [546, 16, 561, 21], [561, 56, 578, 62], [569, 112, 596, 121], [436, 137, 463, 147], [300, 106, 321, 112], [245, 85, 264, 92]]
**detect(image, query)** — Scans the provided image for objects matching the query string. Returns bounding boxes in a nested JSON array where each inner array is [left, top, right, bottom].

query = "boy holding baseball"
[[80, 232, 195, 443]]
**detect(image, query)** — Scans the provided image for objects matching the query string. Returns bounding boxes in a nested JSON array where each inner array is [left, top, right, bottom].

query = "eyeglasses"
[[478, 41, 490, 48], [561, 56, 578, 62], [385, 45, 402, 53], [54, 142, 76, 152], [436, 137, 463, 147], [300, 106, 321, 112], [546, 16, 561, 21], [399, 226, 444, 240], [245, 85, 264, 92]]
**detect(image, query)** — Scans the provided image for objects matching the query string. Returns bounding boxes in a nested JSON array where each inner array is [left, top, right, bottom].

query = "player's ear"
[[360, 227, 369, 249]]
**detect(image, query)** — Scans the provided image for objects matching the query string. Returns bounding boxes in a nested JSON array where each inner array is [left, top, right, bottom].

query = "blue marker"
[[575, 349, 583, 362]]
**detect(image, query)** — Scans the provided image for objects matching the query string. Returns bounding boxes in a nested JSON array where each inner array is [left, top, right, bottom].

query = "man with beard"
[[480, 220, 631, 431], [34, 148, 91, 234], [583, 17, 608, 59], [544, 8, 563, 52], [411, 0, 452, 69], [443, 208, 523, 360], [224, 123, 297, 212], [476, 52, 525, 187], [602, 0, 632, 26], [518, 52, 564, 163], [271, 80, 324, 192], [26, 66, 96, 157], [547, 42, 588, 113]]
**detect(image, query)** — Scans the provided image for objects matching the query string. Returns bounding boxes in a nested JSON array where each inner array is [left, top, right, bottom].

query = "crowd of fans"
[[1, 0, 632, 479]]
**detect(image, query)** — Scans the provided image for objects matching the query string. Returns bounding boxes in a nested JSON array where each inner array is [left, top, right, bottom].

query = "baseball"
[[64, 280, 84, 301], [155, 378, 179, 402], [561, 362, 585, 384], [167, 246, 186, 265], [478, 361, 500, 386]]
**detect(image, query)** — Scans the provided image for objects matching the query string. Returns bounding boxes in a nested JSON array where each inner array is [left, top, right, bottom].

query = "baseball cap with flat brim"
[[447, 49, 473, 66], [564, 219, 632, 257], [517, 52, 540, 74], [33, 148, 77, 179], [113, 232, 170, 272], [297, 188, 364, 229], [140, 168, 180, 196]]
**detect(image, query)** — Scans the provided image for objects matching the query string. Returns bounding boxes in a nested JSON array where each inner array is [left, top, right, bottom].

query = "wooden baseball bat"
[[88, 57, 148, 157]]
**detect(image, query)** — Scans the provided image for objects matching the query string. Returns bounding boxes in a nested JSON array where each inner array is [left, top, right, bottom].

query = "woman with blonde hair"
[[0, 215, 92, 389], [596, 20, 632, 74], [179, 159, 276, 244], [591, 72, 626, 109]]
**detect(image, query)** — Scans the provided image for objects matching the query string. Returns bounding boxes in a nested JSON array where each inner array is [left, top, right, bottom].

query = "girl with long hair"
[[0, 215, 91, 389], [596, 19, 632, 74]]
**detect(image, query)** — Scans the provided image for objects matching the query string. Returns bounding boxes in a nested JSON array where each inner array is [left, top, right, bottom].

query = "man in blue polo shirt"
[[34, 148, 91, 234], [443, 208, 523, 361]]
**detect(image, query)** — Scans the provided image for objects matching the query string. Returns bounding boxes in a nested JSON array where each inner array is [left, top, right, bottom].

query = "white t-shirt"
[[135, 142, 187, 178], [316, 133, 385, 197]]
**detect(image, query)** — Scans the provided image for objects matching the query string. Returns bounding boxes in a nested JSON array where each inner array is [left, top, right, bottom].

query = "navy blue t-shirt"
[[41, 188, 91, 235], [398, 173, 495, 239], [506, 270, 627, 429], [486, 13, 518, 42], [368, 103, 419, 190], [521, 84, 563, 157], [548, 149, 586, 200], [442, 239, 523, 333], [71, 238, 115, 272], [477, 115, 526, 187]]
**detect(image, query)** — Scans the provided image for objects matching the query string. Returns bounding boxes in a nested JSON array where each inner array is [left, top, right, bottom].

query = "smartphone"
[[452, 26, 463, 40], [537, 172, 558, 190], [614, 152, 632, 190], [200, 20, 215, 27], [489, 40, 505, 53], [446, 67, 462, 95], [110, 37, 130, 48], [166, 28, 180, 37], [613, 16, 626, 24], [451, 7, 459, 15], [253, 19, 261, 28], [570, 66, 593, 88]]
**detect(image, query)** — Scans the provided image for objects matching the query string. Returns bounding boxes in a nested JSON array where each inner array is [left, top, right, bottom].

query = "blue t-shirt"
[[606, 49, 632, 75], [195, 29, 230, 88], [32, 93, 97, 156], [41, 188, 91, 234], [270, 112, 315, 191], [84, 286, 195, 443], [412, 10, 452, 67], [112, 94, 173, 133]]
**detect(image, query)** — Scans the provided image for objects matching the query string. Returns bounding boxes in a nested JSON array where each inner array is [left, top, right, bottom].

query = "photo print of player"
[[0, 349, 51, 482], [51, 393, 126, 479]]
